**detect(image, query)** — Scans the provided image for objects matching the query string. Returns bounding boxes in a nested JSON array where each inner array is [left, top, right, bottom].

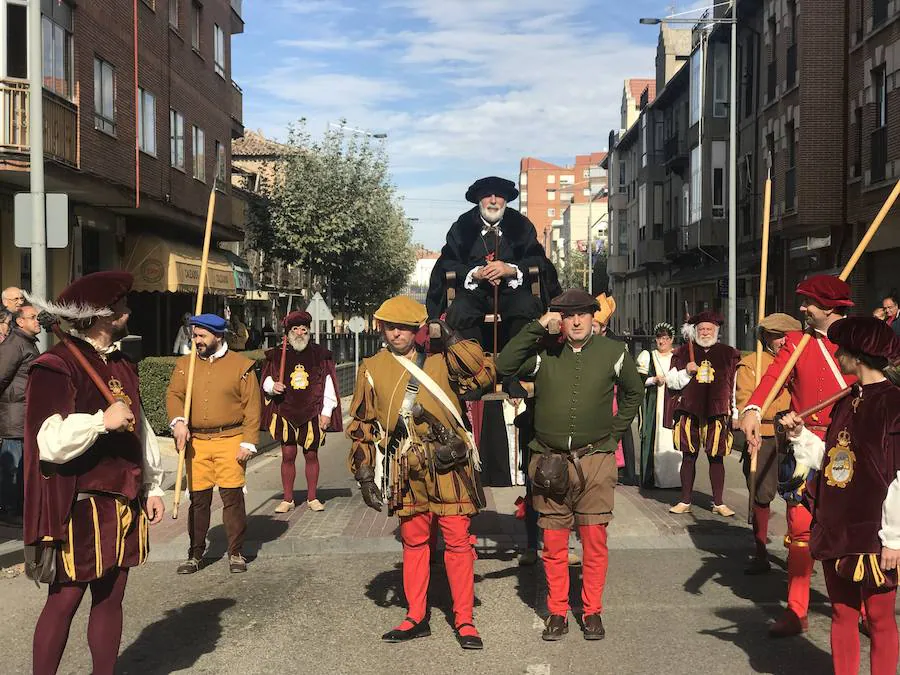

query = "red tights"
[[823, 563, 899, 675], [785, 503, 813, 618], [281, 444, 319, 502], [543, 524, 609, 617], [33, 568, 129, 675], [397, 512, 478, 637]]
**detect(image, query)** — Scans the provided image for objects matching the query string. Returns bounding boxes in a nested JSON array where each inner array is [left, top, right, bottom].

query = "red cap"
[[283, 310, 312, 329], [56, 271, 133, 316], [796, 274, 854, 308], [688, 311, 724, 326], [828, 317, 900, 362]]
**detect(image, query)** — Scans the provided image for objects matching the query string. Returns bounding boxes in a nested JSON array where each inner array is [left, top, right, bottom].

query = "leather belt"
[[192, 423, 242, 434]]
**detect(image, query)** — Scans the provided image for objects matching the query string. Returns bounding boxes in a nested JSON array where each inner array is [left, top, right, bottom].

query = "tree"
[[261, 120, 414, 313]]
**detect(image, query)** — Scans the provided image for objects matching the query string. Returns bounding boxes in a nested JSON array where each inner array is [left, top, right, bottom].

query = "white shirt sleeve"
[[321, 374, 338, 417], [879, 470, 900, 549], [262, 375, 276, 395], [37, 410, 108, 464], [636, 350, 651, 376], [666, 367, 692, 391], [141, 408, 165, 497], [506, 264, 524, 289], [614, 350, 625, 378], [790, 426, 826, 470], [464, 266, 484, 291], [645, 377, 658, 387], [240, 442, 257, 455]]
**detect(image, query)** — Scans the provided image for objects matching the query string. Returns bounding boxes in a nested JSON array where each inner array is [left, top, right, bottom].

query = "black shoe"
[[542, 614, 568, 641], [382, 617, 431, 642], [455, 623, 483, 650], [176, 558, 201, 575], [744, 556, 772, 575], [583, 613, 605, 640]]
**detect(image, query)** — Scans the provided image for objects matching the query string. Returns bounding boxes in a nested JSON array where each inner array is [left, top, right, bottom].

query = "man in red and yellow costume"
[[24, 271, 165, 675], [739, 274, 856, 637], [347, 295, 492, 650], [260, 310, 340, 513]]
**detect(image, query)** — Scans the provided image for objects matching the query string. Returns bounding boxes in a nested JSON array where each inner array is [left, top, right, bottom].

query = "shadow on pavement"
[[116, 597, 237, 674], [698, 606, 832, 675], [205, 515, 290, 561]]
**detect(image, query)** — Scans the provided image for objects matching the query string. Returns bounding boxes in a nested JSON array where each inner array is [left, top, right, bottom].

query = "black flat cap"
[[465, 176, 519, 204]]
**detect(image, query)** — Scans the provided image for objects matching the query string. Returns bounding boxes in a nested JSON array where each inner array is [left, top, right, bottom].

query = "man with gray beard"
[[426, 176, 561, 345], [665, 311, 741, 517], [260, 311, 341, 513]]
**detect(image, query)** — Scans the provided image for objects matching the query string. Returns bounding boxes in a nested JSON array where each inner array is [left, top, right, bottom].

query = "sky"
[[233, 1, 707, 250]]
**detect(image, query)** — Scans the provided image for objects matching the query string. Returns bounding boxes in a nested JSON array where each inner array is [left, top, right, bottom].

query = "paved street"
[[0, 417, 875, 674]]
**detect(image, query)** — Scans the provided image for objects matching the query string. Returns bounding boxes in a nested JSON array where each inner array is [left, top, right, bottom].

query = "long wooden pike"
[[278, 334, 288, 385], [754, 177, 900, 421], [172, 157, 221, 519], [748, 161, 772, 522]]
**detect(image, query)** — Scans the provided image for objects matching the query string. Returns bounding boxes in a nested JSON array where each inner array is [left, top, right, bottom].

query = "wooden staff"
[[775, 386, 853, 434], [748, 162, 773, 521], [37, 313, 134, 432], [754, 177, 900, 421], [172, 159, 220, 519], [684, 300, 695, 363], [278, 334, 288, 385]]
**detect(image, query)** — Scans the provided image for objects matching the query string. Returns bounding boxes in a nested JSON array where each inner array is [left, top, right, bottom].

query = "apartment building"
[[518, 152, 607, 257], [0, 0, 246, 355]]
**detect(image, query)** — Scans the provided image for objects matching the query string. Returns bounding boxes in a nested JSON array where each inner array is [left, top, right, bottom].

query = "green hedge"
[[139, 350, 267, 436]]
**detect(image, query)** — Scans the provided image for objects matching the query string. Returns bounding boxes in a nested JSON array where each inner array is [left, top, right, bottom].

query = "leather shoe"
[[542, 614, 568, 641], [382, 617, 431, 642], [455, 623, 483, 650], [744, 556, 772, 575], [769, 609, 808, 638], [582, 613, 605, 640]]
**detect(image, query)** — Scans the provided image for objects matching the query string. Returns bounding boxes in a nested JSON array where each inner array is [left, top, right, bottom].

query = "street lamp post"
[[587, 211, 610, 295], [640, 1, 738, 347]]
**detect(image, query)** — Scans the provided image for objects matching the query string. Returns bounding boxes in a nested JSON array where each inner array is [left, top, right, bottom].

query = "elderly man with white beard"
[[260, 311, 341, 513], [426, 176, 561, 345], [665, 311, 741, 517]]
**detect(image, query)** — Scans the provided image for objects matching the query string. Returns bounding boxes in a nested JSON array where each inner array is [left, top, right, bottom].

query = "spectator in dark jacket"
[[0, 303, 41, 526], [0, 308, 11, 344], [883, 294, 900, 337]]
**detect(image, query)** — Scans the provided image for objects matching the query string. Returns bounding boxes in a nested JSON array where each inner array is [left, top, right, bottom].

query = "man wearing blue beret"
[[166, 313, 261, 574]]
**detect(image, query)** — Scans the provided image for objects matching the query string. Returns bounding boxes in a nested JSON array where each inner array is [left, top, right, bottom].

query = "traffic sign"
[[348, 315, 366, 334], [14, 193, 69, 248]]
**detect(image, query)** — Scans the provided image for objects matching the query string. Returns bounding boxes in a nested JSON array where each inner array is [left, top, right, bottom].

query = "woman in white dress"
[[637, 323, 682, 488]]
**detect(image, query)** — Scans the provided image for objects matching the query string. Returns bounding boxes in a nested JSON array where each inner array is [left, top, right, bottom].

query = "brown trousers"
[[188, 487, 246, 559], [528, 452, 617, 530]]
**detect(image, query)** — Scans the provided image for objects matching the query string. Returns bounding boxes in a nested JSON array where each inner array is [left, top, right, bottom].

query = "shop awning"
[[123, 234, 236, 295], [220, 250, 255, 291]]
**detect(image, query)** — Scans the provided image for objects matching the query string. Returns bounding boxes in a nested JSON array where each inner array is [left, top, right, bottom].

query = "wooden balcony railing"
[[0, 78, 78, 167], [231, 80, 242, 125]]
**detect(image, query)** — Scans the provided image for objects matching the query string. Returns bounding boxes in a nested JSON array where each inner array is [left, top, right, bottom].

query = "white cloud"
[[277, 37, 388, 51], [276, 0, 355, 15]]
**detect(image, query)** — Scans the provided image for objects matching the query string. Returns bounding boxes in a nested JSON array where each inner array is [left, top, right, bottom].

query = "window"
[[6, 3, 27, 79], [560, 174, 574, 185], [215, 140, 226, 185], [547, 175, 555, 184], [520, 172, 527, 186], [520, 190, 528, 203], [583, 188, 591, 197], [193, 126, 206, 181], [560, 192, 573, 202], [786, 122, 796, 210], [641, 114, 648, 167], [617, 214, 628, 256], [638, 184, 646, 241], [854, 107, 863, 178], [742, 38, 755, 119], [521, 206, 527, 216], [690, 145, 701, 223], [169, 0, 179, 28], [42, 0, 74, 99], [93, 58, 116, 135], [547, 190, 556, 201], [583, 168, 590, 179], [653, 184, 664, 227], [713, 42, 729, 118], [170, 109, 185, 170], [788, 0, 797, 45], [682, 183, 690, 234], [618, 160, 626, 191], [214, 24, 225, 77], [191, 1, 201, 51], [712, 141, 727, 218], [690, 46, 703, 126], [875, 66, 887, 128], [138, 88, 156, 155], [547, 208, 556, 217]]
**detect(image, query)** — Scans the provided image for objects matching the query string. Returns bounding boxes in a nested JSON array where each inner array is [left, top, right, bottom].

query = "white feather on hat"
[[25, 292, 112, 322], [681, 322, 696, 343]]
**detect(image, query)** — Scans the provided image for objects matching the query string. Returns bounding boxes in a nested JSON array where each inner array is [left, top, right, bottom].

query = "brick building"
[[0, 0, 246, 355]]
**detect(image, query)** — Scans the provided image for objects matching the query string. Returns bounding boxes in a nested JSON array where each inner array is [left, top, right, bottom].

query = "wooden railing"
[[231, 80, 242, 124], [0, 78, 78, 167]]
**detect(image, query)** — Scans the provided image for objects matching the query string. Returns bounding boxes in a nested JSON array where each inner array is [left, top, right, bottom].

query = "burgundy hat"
[[283, 310, 312, 329], [828, 317, 900, 363], [796, 274, 854, 308], [688, 310, 724, 326], [39, 271, 134, 321]]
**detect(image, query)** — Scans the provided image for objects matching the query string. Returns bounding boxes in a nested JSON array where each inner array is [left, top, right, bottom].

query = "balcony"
[[230, 0, 245, 34], [786, 44, 797, 89], [664, 136, 688, 173], [230, 80, 243, 138], [606, 254, 628, 277], [0, 79, 78, 167], [637, 239, 665, 267], [871, 126, 887, 183], [874, 0, 889, 27], [785, 166, 796, 211], [664, 229, 680, 258]]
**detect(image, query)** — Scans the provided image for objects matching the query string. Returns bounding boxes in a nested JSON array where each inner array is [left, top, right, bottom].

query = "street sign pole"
[[28, 0, 47, 351], [348, 315, 366, 381]]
